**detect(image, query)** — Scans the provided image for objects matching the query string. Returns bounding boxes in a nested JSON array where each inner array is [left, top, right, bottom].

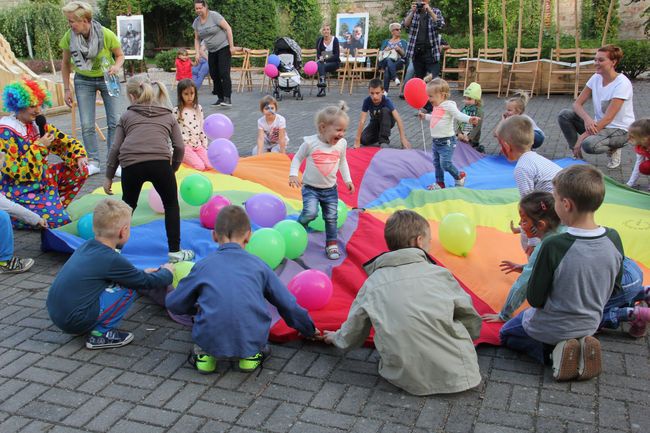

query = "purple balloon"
[[207, 138, 239, 174], [245, 193, 287, 228], [203, 113, 234, 140]]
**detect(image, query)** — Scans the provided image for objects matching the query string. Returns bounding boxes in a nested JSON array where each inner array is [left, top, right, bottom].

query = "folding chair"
[[441, 48, 471, 91], [347, 48, 379, 95], [576, 48, 598, 94], [240, 49, 269, 92], [474, 48, 506, 97], [506, 47, 542, 97], [231, 47, 249, 93], [546, 48, 579, 99]]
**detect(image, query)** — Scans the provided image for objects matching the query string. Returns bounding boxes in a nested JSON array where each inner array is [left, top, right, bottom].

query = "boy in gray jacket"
[[323, 210, 482, 395]]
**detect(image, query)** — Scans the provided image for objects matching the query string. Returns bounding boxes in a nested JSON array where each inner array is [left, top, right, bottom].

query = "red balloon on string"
[[403, 78, 428, 109], [639, 160, 650, 175]]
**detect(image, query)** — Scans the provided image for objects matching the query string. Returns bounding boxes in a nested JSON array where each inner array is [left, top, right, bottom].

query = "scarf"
[[69, 20, 105, 71]]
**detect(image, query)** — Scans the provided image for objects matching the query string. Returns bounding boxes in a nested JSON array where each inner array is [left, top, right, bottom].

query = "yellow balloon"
[[172, 261, 195, 288], [438, 213, 476, 257]]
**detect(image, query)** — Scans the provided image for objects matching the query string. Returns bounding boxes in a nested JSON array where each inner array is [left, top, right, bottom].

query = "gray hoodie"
[[106, 104, 184, 178]]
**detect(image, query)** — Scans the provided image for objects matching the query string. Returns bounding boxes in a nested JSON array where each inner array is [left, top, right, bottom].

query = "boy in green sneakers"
[[166, 205, 319, 373]]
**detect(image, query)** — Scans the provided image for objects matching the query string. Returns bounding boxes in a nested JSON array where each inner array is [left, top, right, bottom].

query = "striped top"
[[513, 151, 562, 197]]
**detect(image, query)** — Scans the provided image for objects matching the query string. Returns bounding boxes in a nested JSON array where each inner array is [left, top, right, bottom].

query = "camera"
[[416, 2, 424, 12]]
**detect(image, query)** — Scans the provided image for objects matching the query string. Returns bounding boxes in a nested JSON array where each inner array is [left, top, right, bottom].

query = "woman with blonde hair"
[[315, 23, 341, 97]]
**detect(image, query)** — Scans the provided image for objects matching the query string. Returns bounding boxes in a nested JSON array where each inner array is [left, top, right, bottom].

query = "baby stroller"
[[272, 37, 303, 101]]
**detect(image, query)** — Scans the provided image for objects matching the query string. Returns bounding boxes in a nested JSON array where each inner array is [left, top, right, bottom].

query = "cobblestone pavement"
[[1, 74, 649, 433]]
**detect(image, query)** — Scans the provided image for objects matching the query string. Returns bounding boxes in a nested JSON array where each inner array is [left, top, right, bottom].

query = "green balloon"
[[245, 228, 286, 269], [274, 220, 308, 259], [172, 261, 195, 288], [307, 199, 349, 232], [438, 213, 477, 257], [180, 174, 213, 206]]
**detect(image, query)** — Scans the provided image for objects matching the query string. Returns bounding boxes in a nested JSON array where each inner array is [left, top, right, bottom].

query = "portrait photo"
[[335, 13, 369, 59], [116, 15, 144, 60]]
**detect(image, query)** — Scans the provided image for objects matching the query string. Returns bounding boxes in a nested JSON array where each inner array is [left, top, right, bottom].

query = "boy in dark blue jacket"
[[166, 205, 319, 373]]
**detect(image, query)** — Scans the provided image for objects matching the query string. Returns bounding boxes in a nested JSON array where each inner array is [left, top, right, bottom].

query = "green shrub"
[[154, 49, 177, 71], [616, 40, 650, 79], [0, 2, 67, 60], [220, 0, 280, 50]]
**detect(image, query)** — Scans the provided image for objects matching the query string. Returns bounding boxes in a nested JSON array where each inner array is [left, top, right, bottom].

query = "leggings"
[[120, 160, 181, 252]]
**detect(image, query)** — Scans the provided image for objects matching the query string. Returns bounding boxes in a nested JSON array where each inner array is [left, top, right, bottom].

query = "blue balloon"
[[77, 213, 94, 240], [267, 54, 281, 67]]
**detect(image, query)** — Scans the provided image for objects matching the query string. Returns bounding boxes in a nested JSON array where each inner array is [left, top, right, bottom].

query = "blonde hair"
[[389, 22, 401, 31], [177, 48, 188, 57], [426, 78, 450, 100], [629, 118, 650, 142], [92, 199, 132, 238], [62, 1, 93, 21], [259, 95, 278, 112], [496, 115, 534, 150], [320, 23, 332, 33], [384, 210, 430, 251], [126, 74, 172, 108], [315, 101, 349, 130], [506, 91, 529, 114], [553, 165, 605, 213]]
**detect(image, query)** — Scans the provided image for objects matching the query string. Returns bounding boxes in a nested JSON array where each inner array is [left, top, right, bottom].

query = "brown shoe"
[[577, 336, 602, 380], [551, 339, 580, 381]]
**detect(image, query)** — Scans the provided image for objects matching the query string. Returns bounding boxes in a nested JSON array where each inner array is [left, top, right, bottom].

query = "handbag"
[[379, 49, 399, 62]]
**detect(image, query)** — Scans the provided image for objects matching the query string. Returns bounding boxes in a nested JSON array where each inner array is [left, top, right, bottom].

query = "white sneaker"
[[168, 249, 195, 263], [383, 91, 388, 97], [115, 166, 122, 177], [394, 77, 400, 85], [607, 148, 622, 169], [87, 163, 101, 176]]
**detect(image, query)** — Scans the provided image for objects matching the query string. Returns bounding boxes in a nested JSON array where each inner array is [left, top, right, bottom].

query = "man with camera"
[[402, 1, 445, 80]]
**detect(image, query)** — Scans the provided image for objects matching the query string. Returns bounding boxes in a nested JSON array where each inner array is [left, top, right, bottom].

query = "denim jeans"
[[601, 257, 645, 328], [500, 311, 551, 365], [0, 210, 13, 261], [432, 136, 460, 183], [317, 60, 340, 81], [74, 74, 120, 165], [93, 285, 137, 334], [298, 185, 339, 243], [533, 129, 545, 149], [361, 107, 395, 146], [378, 58, 405, 92], [557, 108, 628, 154]]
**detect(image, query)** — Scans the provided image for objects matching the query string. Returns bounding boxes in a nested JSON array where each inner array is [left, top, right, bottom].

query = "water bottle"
[[366, 58, 371, 68], [101, 57, 120, 97]]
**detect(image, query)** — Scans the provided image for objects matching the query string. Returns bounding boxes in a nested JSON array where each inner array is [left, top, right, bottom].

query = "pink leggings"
[[183, 146, 212, 171]]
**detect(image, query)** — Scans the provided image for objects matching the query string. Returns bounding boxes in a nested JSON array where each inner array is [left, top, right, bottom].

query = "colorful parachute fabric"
[[43, 143, 650, 346]]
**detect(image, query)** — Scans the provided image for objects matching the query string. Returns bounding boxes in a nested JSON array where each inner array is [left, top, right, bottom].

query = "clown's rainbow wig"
[[2, 79, 52, 113]]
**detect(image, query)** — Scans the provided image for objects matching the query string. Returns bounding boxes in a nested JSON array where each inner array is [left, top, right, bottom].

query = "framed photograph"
[[116, 15, 144, 60], [335, 12, 369, 61]]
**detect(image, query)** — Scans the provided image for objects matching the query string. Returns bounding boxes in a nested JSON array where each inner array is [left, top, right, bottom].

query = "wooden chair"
[[301, 48, 318, 90], [231, 47, 249, 93], [441, 48, 471, 91], [240, 49, 269, 92], [576, 48, 598, 93], [347, 48, 380, 94], [474, 48, 507, 97], [506, 47, 542, 97], [546, 48, 579, 99]]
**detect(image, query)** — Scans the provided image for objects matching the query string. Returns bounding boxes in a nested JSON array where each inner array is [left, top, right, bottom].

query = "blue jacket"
[[166, 243, 316, 357]]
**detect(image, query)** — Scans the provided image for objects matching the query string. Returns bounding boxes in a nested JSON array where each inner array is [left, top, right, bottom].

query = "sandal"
[[325, 245, 340, 260]]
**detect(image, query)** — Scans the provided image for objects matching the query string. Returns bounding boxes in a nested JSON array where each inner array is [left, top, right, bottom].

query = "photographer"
[[401, 0, 445, 79]]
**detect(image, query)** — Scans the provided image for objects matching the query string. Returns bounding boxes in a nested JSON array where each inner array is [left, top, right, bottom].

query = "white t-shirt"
[[586, 73, 635, 131], [424, 100, 471, 138], [257, 114, 288, 149], [289, 134, 352, 189]]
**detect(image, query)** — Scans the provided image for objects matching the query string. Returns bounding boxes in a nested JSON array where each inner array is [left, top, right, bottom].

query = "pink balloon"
[[288, 270, 333, 311], [148, 188, 165, 214], [303, 61, 318, 75], [264, 63, 279, 78], [199, 195, 232, 229], [203, 113, 234, 140]]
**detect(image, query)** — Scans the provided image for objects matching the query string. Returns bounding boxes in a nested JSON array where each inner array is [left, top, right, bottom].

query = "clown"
[[0, 79, 89, 228]]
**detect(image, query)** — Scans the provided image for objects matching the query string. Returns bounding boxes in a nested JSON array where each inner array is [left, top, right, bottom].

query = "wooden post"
[[517, 0, 524, 52], [574, 0, 580, 49], [602, 0, 615, 46], [537, 0, 545, 53], [484, 0, 489, 51], [502, 0, 508, 62], [555, 0, 560, 51], [469, 0, 474, 57]]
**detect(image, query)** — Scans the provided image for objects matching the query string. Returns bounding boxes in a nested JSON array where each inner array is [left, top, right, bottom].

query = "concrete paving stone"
[[540, 388, 595, 409], [339, 358, 381, 376], [599, 339, 649, 356], [598, 397, 629, 429], [62, 396, 113, 427], [568, 379, 597, 395], [34, 356, 80, 375], [215, 370, 249, 390], [50, 426, 94, 433], [0, 379, 28, 403], [478, 407, 535, 430], [350, 417, 384, 433], [21, 420, 56, 433], [344, 347, 374, 361], [536, 417, 568, 433], [17, 400, 73, 422], [16, 366, 66, 386], [237, 368, 277, 395], [361, 402, 419, 426], [0, 382, 48, 412], [538, 402, 596, 424], [76, 366, 121, 394], [141, 379, 185, 407], [336, 385, 372, 415], [15, 338, 60, 355], [602, 350, 628, 374], [127, 405, 181, 427], [149, 352, 187, 377], [442, 403, 479, 433], [310, 382, 347, 409], [369, 388, 423, 409], [490, 368, 540, 388], [0, 349, 24, 370], [623, 353, 650, 379], [83, 400, 133, 432], [263, 383, 315, 405], [0, 415, 31, 433], [131, 349, 169, 374], [16, 317, 54, 330], [415, 399, 448, 430], [167, 414, 206, 433], [235, 397, 278, 427], [305, 354, 339, 378], [100, 383, 151, 403], [57, 363, 102, 390], [262, 401, 303, 432], [289, 421, 346, 433], [282, 349, 319, 375], [628, 403, 650, 432], [169, 365, 221, 385], [599, 384, 647, 404], [154, 337, 193, 354], [301, 407, 357, 429], [262, 354, 289, 371], [379, 421, 412, 433], [492, 356, 544, 375], [600, 429, 631, 433], [567, 421, 596, 433], [201, 388, 255, 408], [600, 373, 650, 392], [329, 369, 379, 388], [114, 371, 164, 390], [273, 371, 324, 391], [0, 327, 39, 350], [107, 419, 165, 433], [51, 338, 87, 359], [229, 427, 265, 433], [482, 382, 511, 410], [163, 382, 207, 412], [474, 423, 523, 433], [509, 385, 539, 414], [187, 399, 242, 422], [40, 387, 92, 408]]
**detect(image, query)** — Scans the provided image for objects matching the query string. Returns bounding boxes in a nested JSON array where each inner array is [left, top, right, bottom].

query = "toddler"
[[253, 95, 288, 155], [166, 205, 319, 373], [324, 210, 482, 395], [626, 118, 650, 190], [418, 78, 480, 190], [500, 91, 545, 149], [173, 79, 211, 171], [104, 75, 194, 263], [47, 199, 173, 349], [175, 48, 193, 82], [289, 102, 354, 260], [456, 82, 484, 153]]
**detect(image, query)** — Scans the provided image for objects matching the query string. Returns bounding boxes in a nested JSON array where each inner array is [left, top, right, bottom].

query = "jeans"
[[412, 45, 440, 79], [500, 311, 552, 364], [208, 46, 232, 99], [557, 108, 629, 154], [298, 185, 339, 243], [361, 108, 395, 146], [533, 129, 545, 149], [93, 285, 137, 334], [378, 58, 405, 92], [0, 210, 13, 261], [73, 74, 120, 165], [317, 60, 340, 81], [601, 258, 645, 329], [432, 136, 460, 183]]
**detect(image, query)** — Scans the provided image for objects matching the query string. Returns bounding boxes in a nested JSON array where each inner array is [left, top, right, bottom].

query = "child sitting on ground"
[[173, 79, 211, 171], [289, 102, 354, 260], [456, 82, 484, 153], [500, 165, 625, 381], [253, 95, 288, 155], [626, 118, 650, 190], [166, 205, 319, 373], [324, 209, 482, 395], [498, 91, 545, 149], [418, 78, 480, 190], [175, 48, 193, 82], [47, 199, 174, 349], [353, 78, 411, 149]]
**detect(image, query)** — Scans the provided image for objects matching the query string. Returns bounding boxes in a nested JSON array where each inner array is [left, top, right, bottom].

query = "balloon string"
[[420, 117, 427, 153]]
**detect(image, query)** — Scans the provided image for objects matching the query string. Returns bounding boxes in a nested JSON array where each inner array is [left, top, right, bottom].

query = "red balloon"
[[640, 160, 650, 176], [403, 78, 428, 109]]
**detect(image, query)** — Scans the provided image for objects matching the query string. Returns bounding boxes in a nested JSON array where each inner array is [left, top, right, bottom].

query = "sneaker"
[[114, 166, 122, 178], [212, 99, 224, 106], [427, 181, 445, 190], [326, 245, 340, 260], [239, 346, 271, 372], [220, 97, 232, 107], [168, 249, 195, 263], [394, 77, 400, 85], [85, 330, 134, 349], [383, 91, 388, 97], [628, 303, 650, 338], [551, 338, 580, 381], [455, 172, 467, 187], [577, 336, 602, 380], [87, 163, 101, 176], [188, 352, 217, 374], [607, 148, 622, 169], [0, 257, 35, 274]]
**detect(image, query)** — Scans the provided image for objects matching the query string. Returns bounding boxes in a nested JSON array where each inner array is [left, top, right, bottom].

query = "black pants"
[[361, 108, 395, 146], [121, 160, 181, 252], [413, 45, 440, 79], [209, 46, 232, 99]]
